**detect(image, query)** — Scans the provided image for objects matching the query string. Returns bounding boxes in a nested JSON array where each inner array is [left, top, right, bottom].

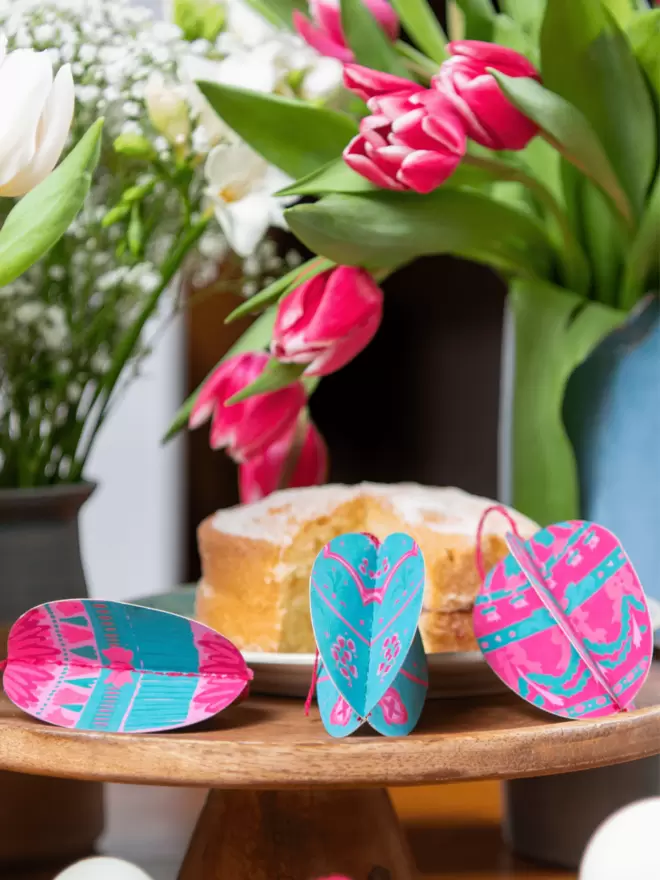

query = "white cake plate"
[[134, 590, 660, 700]]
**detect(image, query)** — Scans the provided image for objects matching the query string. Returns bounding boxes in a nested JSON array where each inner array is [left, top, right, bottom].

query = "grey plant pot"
[[0, 482, 104, 865]]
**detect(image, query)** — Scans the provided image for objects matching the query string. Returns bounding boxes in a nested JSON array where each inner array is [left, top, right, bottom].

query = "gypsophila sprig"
[[0, 0, 309, 488]]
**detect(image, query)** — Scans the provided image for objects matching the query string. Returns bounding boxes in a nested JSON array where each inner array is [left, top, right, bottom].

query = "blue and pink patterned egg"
[[2, 599, 252, 733], [473, 521, 653, 719]]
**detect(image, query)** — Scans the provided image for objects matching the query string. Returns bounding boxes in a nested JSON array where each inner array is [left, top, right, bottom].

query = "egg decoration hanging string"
[[474, 504, 524, 584]]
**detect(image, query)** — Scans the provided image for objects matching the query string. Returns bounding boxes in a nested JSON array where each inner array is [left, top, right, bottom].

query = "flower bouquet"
[[0, 0, 350, 488], [168, 0, 660, 525]]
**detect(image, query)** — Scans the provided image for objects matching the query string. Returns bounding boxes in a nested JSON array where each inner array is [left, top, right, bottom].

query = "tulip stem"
[[462, 154, 591, 295], [395, 41, 440, 82]]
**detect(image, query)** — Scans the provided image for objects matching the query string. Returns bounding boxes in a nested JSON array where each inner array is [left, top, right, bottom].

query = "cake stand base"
[[178, 788, 416, 880], [502, 757, 660, 869]]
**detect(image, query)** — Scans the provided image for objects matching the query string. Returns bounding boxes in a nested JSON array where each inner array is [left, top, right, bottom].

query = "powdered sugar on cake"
[[211, 483, 536, 545]]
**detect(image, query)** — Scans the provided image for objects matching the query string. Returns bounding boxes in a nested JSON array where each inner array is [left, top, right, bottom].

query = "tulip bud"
[[239, 414, 328, 503], [343, 84, 467, 194], [102, 203, 131, 228], [294, 0, 398, 62], [145, 74, 191, 147], [113, 133, 157, 160], [272, 267, 383, 377], [189, 351, 306, 462], [127, 204, 144, 258], [0, 42, 75, 198], [434, 40, 540, 151], [174, 0, 225, 42]]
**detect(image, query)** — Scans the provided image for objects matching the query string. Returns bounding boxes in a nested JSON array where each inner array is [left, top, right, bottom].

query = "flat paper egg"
[[580, 798, 660, 880]]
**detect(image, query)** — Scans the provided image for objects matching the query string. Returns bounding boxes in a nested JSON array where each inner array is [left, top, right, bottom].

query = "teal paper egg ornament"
[[1, 599, 252, 733]]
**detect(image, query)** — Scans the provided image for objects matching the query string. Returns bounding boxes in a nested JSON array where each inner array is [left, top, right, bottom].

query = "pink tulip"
[[434, 40, 540, 151], [293, 0, 399, 62], [271, 267, 383, 376], [343, 63, 417, 102], [342, 77, 467, 193], [189, 351, 306, 462], [239, 415, 328, 503]]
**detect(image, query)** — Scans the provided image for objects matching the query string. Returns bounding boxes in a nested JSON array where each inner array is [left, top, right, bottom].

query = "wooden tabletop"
[[1, 664, 659, 788]]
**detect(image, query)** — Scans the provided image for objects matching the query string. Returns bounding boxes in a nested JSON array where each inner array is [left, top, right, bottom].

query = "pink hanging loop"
[[475, 504, 523, 583]]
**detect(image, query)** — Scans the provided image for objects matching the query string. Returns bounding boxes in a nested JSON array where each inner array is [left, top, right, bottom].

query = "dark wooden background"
[[184, 254, 507, 581], [183, 2, 508, 582]]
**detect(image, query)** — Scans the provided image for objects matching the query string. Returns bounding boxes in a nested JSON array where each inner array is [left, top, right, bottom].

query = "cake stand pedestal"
[[1, 667, 660, 879]]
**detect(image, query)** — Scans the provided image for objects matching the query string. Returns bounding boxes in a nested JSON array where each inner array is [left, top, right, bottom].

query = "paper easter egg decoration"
[[473, 521, 653, 719], [310, 532, 428, 737], [2, 599, 252, 733]]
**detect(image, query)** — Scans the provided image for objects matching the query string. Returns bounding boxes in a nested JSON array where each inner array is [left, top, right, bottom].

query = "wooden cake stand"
[[1, 666, 660, 879]]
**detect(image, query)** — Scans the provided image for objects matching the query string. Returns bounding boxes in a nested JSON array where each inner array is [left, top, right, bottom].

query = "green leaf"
[[340, 0, 408, 75], [500, 0, 545, 40], [389, 0, 447, 64], [227, 359, 306, 405], [622, 170, 660, 309], [491, 73, 633, 225], [0, 119, 104, 288], [493, 15, 535, 59], [395, 40, 443, 77], [581, 183, 623, 306], [509, 278, 625, 525], [278, 155, 504, 198], [277, 159, 379, 197], [226, 257, 334, 322], [243, 0, 307, 29], [540, 0, 656, 217], [601, 0, 635, 28], [198, 83, 358, 179], [286, 188, 553, 276], [162, 307, 278, 443], [626, 10, 660, 96], [452, 0, 495, 40]]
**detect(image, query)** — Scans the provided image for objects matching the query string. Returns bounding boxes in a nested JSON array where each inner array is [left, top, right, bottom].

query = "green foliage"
[[627, 9, 660, 96], [452, 0, 495, 40], [509, 279, 625, 524], [491, 73, 634, 225], [227, 360, 307, 404], [286, 188, 553, 276], [198, 82, 358, 178], [340, 0, 409, 75], [389, 0, 447, 63], [541, 0, 657, 217], [0, 120, 104, 288]]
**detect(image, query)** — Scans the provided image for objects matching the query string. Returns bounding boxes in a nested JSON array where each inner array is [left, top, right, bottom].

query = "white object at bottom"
[[579, 797, 660, 880]]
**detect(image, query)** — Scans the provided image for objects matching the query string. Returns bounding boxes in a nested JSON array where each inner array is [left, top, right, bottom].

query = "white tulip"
[[55, 856, 153, 880], [0, 34, 75, 198], [205, 142, 294, 257]]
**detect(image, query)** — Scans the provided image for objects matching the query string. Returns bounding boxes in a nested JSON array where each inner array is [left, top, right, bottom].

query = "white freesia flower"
[[224, 0, 277, 47], [144, 72, 190, 146], [205, 142, 293, 257], [0, 34, 74, 197], [299, 55, 344, 102]]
